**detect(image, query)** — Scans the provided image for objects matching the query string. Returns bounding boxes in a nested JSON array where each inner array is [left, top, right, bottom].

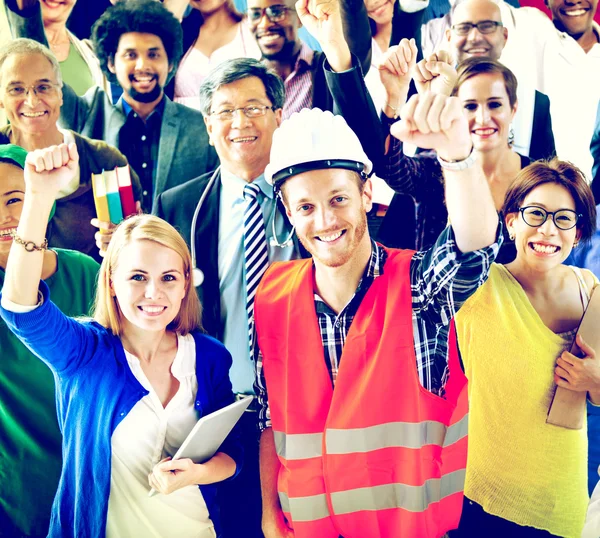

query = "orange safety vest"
[[255, 248, 468, 538]]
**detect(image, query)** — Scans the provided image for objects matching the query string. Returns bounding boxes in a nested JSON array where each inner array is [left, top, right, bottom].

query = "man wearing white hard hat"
[[254, 101, 501, 538]]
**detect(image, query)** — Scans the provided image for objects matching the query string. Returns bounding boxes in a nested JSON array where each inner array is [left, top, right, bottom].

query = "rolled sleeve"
[[254, 347, 272, 432], [410, 220, 503, 326]]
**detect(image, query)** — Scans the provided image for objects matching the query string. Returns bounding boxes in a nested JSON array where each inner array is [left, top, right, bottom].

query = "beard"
[[298, 210, 369, 269], [260, 38, 299, 62], [126, 78, 163, 104]]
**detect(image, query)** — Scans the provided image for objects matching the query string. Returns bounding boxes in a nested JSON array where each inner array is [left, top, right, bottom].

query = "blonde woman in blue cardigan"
[[453, 159, 599, 537], [0, 143, 242, 538]]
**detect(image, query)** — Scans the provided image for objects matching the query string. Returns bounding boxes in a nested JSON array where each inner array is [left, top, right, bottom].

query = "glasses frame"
[[247, 5, 292, 24], [4, 82, 60, 98], [518, 205, 582, 231], [209, 104, 277, 121], [451, 20, 503, 36]]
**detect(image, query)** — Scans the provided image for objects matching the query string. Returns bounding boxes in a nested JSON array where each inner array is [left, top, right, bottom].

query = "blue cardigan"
[[0, 281, 242, 538]]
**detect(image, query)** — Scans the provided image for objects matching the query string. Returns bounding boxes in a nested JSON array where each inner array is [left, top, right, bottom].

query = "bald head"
[[447, 0, 508, 63]]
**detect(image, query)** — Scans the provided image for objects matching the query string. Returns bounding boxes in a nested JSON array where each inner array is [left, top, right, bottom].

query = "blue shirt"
[[218, 168, 299, 394], [0, 282, 242, 538]]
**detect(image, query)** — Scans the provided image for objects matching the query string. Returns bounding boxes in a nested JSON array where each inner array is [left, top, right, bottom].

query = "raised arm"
[[391, 92, 498, 253], [376, 41, 446, 200], [297, 0, 384, 171], [3, 144, 79, 306], [4, 0, 49, 47]]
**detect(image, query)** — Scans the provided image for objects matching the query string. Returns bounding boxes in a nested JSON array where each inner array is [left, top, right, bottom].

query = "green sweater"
[[0, 249, 99, 537]]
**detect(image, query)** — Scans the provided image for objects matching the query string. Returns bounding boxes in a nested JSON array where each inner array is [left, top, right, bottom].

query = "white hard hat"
[[264, 108, 373, 187]]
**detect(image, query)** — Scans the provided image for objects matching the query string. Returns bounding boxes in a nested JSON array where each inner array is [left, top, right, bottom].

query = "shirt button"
[[143, 190, 148, 196], [142, 163, 147, 169], [120, 412, 125, 417], [141, 135, 147, 141]]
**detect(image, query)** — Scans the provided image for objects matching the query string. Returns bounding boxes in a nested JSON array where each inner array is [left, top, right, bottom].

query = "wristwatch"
[[436, 146, 476, 171]]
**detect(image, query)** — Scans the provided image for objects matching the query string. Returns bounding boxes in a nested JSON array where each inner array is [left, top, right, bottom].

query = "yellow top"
[[455, 264, 595, 537]]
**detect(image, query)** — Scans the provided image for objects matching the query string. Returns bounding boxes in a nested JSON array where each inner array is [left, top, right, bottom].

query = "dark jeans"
[[217, 410, 264, 538], [450, 497, 560, 538]]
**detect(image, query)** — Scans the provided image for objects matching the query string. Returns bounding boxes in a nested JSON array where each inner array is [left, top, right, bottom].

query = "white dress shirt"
[[106, 334, 216, 538]]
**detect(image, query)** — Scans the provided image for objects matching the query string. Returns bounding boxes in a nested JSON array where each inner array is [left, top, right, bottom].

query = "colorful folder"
[[103, 170, 123, 225], [91, 172, 110, 224], [115, 165, 136, 218]]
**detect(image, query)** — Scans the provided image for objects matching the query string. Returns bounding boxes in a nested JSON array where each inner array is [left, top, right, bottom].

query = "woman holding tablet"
[[454, 159, 598, 537], [0, 143, 241, 538]]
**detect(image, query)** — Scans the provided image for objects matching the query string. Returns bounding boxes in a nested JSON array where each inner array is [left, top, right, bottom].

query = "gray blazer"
[[58, 84, 219, 213]]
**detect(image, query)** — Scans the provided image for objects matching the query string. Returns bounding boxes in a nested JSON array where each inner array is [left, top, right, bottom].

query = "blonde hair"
[[93, 215, 202, 336]]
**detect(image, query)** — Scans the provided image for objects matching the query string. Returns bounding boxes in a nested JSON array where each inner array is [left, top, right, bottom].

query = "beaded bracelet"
[[11, 231, 48, 252]]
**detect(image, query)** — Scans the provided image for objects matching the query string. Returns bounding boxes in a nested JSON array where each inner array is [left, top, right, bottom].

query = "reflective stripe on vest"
[[278, 469, 466, 521], [273, 415, 469, 460]]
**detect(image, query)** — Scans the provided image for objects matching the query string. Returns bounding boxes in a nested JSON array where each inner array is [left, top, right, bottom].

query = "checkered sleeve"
[[254, 346, 272, 432]]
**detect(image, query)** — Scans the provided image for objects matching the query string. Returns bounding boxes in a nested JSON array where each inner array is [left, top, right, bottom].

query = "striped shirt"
[[281, 43, 315, 120], [255, 226, 502, 431]]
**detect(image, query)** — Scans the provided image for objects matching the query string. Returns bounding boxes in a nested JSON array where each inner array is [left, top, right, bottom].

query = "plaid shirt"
[[255, 226, 502, 431]]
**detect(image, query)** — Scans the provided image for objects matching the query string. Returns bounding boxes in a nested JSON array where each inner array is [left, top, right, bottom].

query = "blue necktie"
[[243, 183, 269, 359]]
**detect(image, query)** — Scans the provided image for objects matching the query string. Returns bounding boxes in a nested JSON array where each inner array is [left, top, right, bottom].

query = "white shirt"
[[106, 334, 216, 538], [499, 3, 600, 181]]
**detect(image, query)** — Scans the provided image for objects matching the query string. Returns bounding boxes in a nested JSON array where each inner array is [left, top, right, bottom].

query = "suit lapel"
[[155, 98, 180, 197]]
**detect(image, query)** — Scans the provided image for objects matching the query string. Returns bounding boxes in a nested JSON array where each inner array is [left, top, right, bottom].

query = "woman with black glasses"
[[453, 159, 599, 537]]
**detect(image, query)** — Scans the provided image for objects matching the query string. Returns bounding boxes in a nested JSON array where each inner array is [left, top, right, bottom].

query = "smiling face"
[[447, 0, 507, 63], [364, 0, 395, 24], [506, 182, 581, 270], [247, 0, 301, 61], [40, 0, 77, 26], [457, 72, 516, 152], [0, 162, 25, 264], [282, 168, 373, 269], [547, 0, 598, 39], [204, 76, 282, 180], [110, 239, 187, 335], [0, 53, 63, 137], [108, 32, 172, 105]]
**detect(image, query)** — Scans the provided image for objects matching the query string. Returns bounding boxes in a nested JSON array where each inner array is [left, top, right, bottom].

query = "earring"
[[508, 123, 515, 148], [573, 241, 579, 248], [509, 233, 515, 241]]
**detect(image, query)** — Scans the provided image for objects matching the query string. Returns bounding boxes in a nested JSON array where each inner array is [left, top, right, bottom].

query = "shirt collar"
[[293, 42, 316, 73], [121, 94, 166, 121], [220, 167, 273, 201]]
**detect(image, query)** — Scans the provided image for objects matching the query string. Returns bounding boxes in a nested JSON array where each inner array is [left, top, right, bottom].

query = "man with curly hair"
[[5, 0, 218, 213]]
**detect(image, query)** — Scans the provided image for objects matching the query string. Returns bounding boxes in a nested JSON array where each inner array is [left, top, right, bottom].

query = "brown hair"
[[93, 214, 202, 336], [502, 159, 597, 242], [453, 57, 518, 109]]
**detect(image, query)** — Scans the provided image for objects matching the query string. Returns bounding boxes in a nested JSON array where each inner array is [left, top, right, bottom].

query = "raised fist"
[[24, 143, 79, 198], [390, 92, 472, 161], [414, 51, 457, 96]]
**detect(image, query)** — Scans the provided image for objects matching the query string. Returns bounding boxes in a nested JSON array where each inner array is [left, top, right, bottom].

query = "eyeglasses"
[[4, 82, 60, 98], [451, 20, 503, 36], [247, 5, 292, 24], [210, 104, 276, 121], [519, 206, 582, 231]]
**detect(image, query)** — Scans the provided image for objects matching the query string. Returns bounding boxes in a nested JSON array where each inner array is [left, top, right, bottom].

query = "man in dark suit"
[[446, 0, 556, 161], [5, 0, 218, 213]]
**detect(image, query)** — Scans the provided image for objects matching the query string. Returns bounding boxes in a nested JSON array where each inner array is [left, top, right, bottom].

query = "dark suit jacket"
[[58, 85, 218, 213], [155, 169, 305, 341], [530, 90, 556, 161]]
